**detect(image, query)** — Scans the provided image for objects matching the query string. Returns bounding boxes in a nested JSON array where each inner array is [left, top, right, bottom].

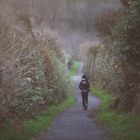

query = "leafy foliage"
[[84, 0, 140, 113], [95, 9, 124, 37], [0, 14, 70, 125], [111, 0, 140, 111]]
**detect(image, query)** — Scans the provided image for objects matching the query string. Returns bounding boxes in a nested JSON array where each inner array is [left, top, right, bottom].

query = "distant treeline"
[[0, 0, 121, 32]]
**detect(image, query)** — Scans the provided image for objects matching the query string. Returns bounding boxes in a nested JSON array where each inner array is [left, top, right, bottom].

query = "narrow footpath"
[[39, 65, 107, 140]]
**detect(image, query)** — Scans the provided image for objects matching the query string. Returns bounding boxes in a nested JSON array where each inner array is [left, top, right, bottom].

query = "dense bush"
[[95, 9, 124, 37], [0, 14, 69, 124], [83, 42, 117, 93], [84, 0, 140, 113], [111, 0, 140, 112]]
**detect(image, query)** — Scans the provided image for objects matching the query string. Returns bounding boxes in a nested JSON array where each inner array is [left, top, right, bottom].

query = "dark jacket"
[[79, 79, 90, 92]]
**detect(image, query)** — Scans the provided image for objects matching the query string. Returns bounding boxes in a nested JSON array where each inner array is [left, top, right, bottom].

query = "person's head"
[[82, 74, 87, 80]]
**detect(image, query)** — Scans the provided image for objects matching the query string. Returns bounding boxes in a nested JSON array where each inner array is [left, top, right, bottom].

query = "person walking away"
[[79, 74, 90, 110]]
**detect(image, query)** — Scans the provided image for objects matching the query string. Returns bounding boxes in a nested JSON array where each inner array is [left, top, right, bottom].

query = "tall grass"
[[0, 12, 70, 126], [92, 88, 140, 140]]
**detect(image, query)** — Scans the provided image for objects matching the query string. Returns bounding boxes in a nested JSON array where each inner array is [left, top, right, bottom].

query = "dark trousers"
[[81, 92, 88, 109]]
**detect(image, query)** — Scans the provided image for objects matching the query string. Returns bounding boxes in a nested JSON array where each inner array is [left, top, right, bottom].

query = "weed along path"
[[39, 65, 107, 140]]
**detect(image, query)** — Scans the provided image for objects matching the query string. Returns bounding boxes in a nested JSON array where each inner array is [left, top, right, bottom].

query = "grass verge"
[[69, 61, 80, 76], [0, 93, 75, 140], [92, 88, 140, 140]]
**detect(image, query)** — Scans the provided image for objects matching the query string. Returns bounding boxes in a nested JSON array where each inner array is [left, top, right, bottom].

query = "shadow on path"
[[39, 64, 107, 140]]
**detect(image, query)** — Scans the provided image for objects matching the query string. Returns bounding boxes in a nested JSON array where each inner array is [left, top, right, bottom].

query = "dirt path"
[[39, 65, 107, 140]]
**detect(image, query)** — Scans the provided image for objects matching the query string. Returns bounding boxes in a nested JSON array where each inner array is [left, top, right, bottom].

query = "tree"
[[112, 0, 140, 111]]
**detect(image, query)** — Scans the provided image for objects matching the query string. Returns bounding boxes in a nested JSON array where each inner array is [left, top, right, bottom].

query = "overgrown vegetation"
[[83, 0, 140, 114], [111, 0, 140, 112], [0, 5, 71, 132], [92, 88, 140, 140]]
